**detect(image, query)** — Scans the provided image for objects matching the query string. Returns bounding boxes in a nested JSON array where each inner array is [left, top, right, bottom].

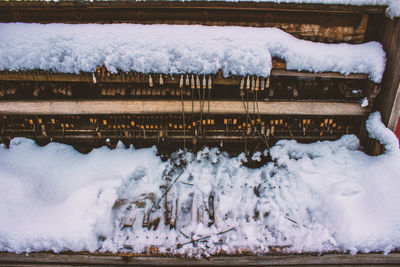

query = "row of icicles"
[[146, 74, 271, 91]]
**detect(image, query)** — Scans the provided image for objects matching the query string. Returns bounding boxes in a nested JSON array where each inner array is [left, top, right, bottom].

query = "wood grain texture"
[[0, 100, 370, 116], [0, 252, 399, 266], [376, 18, 400, 132], [0, 70, 369, 84], [0, 1, 381, 43]]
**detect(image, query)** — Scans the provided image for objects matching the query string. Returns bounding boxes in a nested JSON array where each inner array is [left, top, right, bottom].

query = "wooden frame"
[[0, 252, 399, 266], [0, 70, 369, 84], [0, 100, 369, 116]]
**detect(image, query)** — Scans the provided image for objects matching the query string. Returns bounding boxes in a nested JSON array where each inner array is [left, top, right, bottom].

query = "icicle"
[[246, 75, 250, 90], [92, 73, 97, 84], [255, 77, 260, 91], [149, 74, 153, 87], [159, 74, 164, 85], [191, 75, 195, 89], [240, 77, 244, 90], [293, 88, 299, 98], [179, 75, 184, 88], [266, 76, 270, 89], [185, 74, 190, 86], [269, 88, 274, 97], [251, 76, 255, 91], [202, 75, 206, 89], [260, 78, 265, 91], [208, 76, 212, 90], [196, 75, 201, 90]]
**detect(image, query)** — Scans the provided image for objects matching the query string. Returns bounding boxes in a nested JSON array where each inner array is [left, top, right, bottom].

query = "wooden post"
[[376, 17, 400, 133]]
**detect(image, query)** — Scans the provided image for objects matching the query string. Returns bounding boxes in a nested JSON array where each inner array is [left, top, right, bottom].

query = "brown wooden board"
[[0, 252, 400, 266], [0, 100, 370, 116], [0, 70, 370, 84], [375, 18, 400, 133], [0, 1, 386, 43]]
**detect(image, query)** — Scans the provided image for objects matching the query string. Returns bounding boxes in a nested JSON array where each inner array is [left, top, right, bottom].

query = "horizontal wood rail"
[[0, 2, 383, 43], [0, 1, 387, 14], [0, 100, 369, 116], [0, 252, 399, 266], [0, 70, 370, 84]]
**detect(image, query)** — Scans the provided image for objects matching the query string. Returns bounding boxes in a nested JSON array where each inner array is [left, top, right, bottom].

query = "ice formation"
[[0, 23, 386, 83], [1, 112, 400, 255]]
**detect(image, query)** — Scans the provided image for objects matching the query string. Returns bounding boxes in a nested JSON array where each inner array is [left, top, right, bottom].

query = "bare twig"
[[155, 169, 185, 208], [284, 216, 297, 224], [177, 227, 236, 248]]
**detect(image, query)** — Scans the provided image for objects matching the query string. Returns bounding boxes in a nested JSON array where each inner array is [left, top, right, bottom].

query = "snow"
[[1, 112, 400, 255], [361, 97, 369, 108], [0, 23, 386, 83]]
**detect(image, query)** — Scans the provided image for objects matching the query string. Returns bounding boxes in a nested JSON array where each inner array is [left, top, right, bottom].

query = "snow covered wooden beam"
[[0, 24, 386, 83], [0, 100, 369, 116]]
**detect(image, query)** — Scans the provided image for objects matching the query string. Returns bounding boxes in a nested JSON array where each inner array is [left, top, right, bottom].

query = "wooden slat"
[[270, 70, 369, 79], [0, 1, 387, 14], [0, 134, 340, 141], [0, 100, 369, 116], [0, 1, 381, 43], [0, 70, 369, 84], [0, 252, 399, 266], [377, 18, 400, 132]]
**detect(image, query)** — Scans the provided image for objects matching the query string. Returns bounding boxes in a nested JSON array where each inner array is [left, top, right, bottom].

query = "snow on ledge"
[[0, 23, 386, 83]]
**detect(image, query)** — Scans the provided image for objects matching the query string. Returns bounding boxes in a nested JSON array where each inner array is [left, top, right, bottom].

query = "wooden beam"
[[0, 70, 369, 84], [270, 70, 369, 80], [0, 252, 399, 266], [0, 134, 340, 141], [388, 81, 400, 132], [377, 18, 400, 132], [0, 100, 369, 116]]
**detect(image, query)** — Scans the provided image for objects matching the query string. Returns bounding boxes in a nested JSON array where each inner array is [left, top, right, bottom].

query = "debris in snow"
[[0, 24, 386, 83], [251, 151, 263, 161], [1, 112, 399, 255], [361, 97, 369, 108]]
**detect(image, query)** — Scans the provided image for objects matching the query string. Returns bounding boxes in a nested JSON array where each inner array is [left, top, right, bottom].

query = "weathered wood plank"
[[376, 18, 400, 132], [0, 100, 369, 116], [0, 1, 380, 43], [0, 252, 399, 266], [0, 70, 369, 84], [0, 1, 387, 14]]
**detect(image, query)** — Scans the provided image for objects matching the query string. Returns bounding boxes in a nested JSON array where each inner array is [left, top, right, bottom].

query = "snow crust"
[[1, 112, 400, 255], [0, 23, 386, 82]]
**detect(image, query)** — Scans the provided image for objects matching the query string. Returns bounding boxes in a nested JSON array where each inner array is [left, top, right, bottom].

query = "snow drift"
[[0, 23, 386, 83], [1, 112, 399, 255]]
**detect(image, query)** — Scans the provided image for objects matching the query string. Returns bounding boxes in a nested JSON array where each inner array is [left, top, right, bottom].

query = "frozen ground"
[[0, 23, 386, 83], [1, 112, 400, 256]]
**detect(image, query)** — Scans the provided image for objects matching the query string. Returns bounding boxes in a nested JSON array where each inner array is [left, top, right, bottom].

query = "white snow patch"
[[1, 112, 400, 255], [0, 23, 386, 83], [361, 97, 369, 108]]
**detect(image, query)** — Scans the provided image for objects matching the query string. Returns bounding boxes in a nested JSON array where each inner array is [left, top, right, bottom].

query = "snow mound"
[[1, 112, 399, 255], [0, 23, 386, 82]]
